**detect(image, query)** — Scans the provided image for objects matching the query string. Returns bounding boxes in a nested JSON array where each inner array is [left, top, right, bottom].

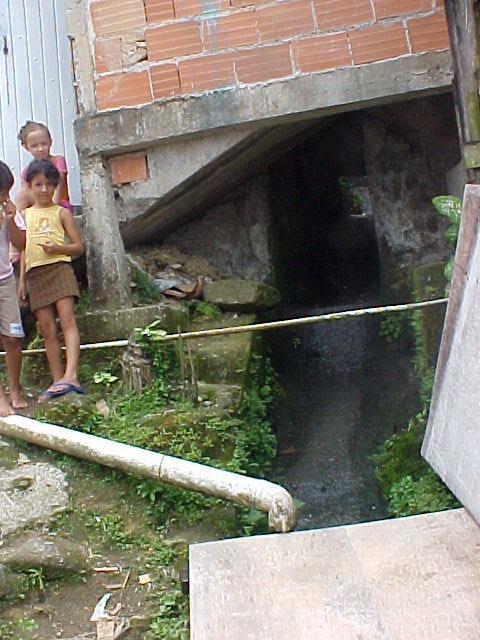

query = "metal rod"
[[0, 298, 448, 356], [160, 298, 448, 342]]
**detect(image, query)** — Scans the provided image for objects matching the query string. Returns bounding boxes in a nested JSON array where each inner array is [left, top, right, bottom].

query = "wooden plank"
[[24, 0, 48, 124], [0, 1, 21, 184], [444, 0, 480, 180], [9, 0, 32, 175], [422, 184, 480, 522], [53, 0, 82, 204], [190, 509, 480, 640], [39, 0, 64, 161]]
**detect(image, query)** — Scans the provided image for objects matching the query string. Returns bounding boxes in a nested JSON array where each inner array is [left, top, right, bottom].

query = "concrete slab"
[[75, 52, 452, 157], [422, 184, 480, 524], [189, 509, 480, 639]]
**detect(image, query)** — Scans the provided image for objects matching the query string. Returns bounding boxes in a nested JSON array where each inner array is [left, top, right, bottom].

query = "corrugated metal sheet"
[[0, 0, 81, 204]]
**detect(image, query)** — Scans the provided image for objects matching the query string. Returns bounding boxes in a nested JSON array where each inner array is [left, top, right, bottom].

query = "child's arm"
[[52, 156, 67, 206], [3, 201, 26, 252], [37, 208, 84, 258], [18, 251, 27, 304], [53, 173, 67, 206]]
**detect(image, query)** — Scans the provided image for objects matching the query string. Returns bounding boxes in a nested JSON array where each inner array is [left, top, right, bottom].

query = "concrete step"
[[189, 509, 480, 640]]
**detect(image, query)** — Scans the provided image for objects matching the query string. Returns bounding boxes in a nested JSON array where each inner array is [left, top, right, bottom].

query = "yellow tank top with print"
[[25, 205, 71, 272]]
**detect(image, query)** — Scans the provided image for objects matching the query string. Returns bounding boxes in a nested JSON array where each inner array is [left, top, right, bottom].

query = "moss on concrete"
[[76, 301, 189, 342]]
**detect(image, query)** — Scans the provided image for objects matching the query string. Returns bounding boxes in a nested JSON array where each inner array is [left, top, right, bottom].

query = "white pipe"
[[0, 415, 296, 533]]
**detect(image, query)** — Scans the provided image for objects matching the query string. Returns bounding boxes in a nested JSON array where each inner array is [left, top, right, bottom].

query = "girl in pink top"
[[16, 121, 72, 213]]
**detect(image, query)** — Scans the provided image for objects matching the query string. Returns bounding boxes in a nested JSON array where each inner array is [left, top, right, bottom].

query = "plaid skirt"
[[27, 261, 79, 312]]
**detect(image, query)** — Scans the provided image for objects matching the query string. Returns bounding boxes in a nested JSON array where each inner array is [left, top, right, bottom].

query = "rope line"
[[2, 297, 448, 357]]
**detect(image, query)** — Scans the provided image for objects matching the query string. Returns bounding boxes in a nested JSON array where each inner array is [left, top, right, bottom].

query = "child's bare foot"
[[0, 395, 15, 417], [9, 388, 27, 410]]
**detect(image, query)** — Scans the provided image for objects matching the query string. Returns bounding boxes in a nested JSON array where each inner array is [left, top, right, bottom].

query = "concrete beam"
[[121, 119, 321, 246], [75, 51, 452, 157]]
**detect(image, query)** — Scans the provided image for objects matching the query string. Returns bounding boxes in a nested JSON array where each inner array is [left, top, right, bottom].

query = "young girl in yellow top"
[[20, 159, 84, 402]]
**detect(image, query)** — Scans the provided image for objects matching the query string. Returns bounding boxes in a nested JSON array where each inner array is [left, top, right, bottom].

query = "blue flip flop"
[[39, 382, 85, 402]]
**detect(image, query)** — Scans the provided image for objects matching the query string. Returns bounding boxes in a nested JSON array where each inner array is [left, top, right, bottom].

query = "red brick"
[[292, 31, 351, 73], [144, 0, 175, 23], [90, 0, 146, 37], [234, 44, 293, 83], [257, 1, 314, 43], [150, 63, 181, 98], [313, 0, 373, 31], [146, 22, 202, 61], [96, 71, 152, 110], [110, 152, 148, 184], [179, 53, 236, 92], [374, 0, 431, 19], [95, 38, 123, 74], [349, 23, 408, 64], [203, 11, 258, 51], [174, 0, 230, 18], [408, 11, 450, 53]]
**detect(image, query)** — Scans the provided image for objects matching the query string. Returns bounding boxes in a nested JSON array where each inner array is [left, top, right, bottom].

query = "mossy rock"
[[32, 394, 98, 428], [190, 332, 253, 386], [197, 382, 243, 410], [0, 565, 27, 601], [0, 534, 89, 576], [137, 406, 236, 462], [76, 301, 188, 342], [204, 279, 281, 311]]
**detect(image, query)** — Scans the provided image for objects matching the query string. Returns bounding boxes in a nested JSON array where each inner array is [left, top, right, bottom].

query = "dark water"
[[268, 303, 421, 530]]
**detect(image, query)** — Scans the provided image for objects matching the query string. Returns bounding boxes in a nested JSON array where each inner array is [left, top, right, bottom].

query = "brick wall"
[[89, 0, 449, 112]]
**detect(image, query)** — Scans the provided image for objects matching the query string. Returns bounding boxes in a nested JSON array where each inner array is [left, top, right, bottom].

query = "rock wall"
[[163, 177, 274, 283], [364, 94, 461, 298]]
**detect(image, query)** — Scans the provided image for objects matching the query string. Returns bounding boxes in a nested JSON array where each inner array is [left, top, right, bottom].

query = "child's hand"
[[18, 281, 27, 306], [37, 241, 59, 255], [2, 200, 16, 221]]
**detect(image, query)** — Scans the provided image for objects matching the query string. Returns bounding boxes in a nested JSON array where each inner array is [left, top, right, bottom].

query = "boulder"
[[0, 534, 89, 576], [0, 463, 68, 537], [204, 279, 280, 311]]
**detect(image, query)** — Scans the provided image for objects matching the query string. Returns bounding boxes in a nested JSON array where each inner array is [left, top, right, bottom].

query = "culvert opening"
[[267, 114, 381, 308], [261, 96, 460, 531]]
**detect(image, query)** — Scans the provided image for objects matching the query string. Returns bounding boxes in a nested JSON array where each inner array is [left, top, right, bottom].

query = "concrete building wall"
[[67, 0, 455, 308], [85, 0, 449, 114]]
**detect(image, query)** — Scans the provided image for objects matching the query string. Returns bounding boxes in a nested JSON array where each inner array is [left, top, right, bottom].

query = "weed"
[[0, 617, 38, 640], [75, 289, 90, 315], [147, 586, 188, 640], [132, 268, 161, 305], [379, 313, 402, 343], [192, 301, 221, 320], [93, 371, 119, 387], [388, 469, 459, 517]]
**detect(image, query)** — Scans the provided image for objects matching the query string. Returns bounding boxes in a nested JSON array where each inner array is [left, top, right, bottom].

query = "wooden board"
[[0, 0, 81, 203], [422, 184, 480, 523], [190, 509, 480, 639]]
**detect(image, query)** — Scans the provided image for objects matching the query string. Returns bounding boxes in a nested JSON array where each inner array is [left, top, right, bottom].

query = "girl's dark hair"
[[18, 120, 51, 145], [25, 159, 60, 186], [0, 161, 14, 191]]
